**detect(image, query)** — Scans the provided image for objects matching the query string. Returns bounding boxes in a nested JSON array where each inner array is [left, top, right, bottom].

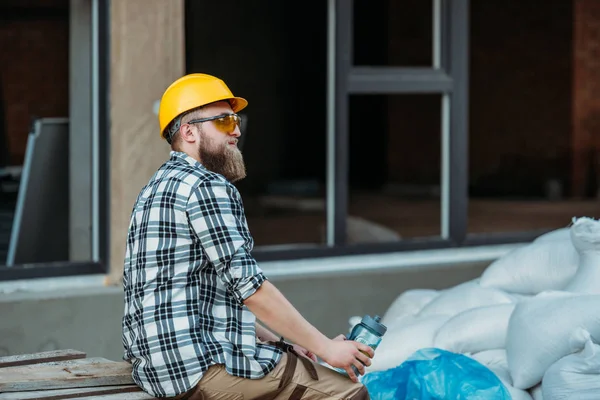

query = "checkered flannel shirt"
[[122, 151, 282, 398]]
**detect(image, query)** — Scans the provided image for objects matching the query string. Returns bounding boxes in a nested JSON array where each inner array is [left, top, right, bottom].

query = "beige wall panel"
[[108, 0, 185, 285]]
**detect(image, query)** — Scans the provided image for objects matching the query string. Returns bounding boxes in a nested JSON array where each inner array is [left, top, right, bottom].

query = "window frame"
[[251, 0, 546, 262], [0, 0, 110, 282]]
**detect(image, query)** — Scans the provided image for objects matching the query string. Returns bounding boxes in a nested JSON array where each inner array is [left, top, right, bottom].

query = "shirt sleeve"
[[187, 177, 266, 305]]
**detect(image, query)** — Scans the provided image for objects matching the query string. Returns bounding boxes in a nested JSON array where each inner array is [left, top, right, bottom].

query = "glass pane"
[[186, 1, 328, 249], [467, 0, 600, 235], [0, 2, 70, 265], [353, 0, 433, 67], [348, 94, 442, 243]]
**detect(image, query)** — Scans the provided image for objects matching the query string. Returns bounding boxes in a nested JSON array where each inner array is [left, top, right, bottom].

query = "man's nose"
[[229, 125, 241, 138]]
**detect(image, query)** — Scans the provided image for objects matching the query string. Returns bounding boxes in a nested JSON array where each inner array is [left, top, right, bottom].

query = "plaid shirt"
[[122, 151, 282, 398]]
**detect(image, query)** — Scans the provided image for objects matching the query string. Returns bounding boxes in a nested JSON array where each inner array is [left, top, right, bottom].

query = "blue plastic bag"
[[362, 348, 511, 400]]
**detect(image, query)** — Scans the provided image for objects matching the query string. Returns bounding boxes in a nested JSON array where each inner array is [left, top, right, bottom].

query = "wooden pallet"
[[0, 349, 157, 399]]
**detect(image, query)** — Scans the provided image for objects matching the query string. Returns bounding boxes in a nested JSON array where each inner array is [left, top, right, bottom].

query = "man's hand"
[[292, 344, 318, 362], [321, 339, 374, 382], [332, 334, 346, 342]]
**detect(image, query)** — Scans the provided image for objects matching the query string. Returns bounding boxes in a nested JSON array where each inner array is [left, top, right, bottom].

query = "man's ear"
[[179, 124, 197, 144]]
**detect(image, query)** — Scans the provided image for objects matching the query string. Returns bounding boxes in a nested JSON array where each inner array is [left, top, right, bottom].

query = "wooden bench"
[[0, 349, 158, 399]]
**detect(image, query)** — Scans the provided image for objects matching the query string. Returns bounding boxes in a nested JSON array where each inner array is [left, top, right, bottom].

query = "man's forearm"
[[255, 322, 279, 342], [244, 281, 330, 357]]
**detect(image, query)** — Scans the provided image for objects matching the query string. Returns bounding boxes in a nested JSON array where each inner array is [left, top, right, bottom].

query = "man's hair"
[[165, 106, 206, 150]]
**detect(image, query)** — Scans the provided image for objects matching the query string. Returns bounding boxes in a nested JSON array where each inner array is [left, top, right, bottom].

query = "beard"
[[197, 131, 247, 183]]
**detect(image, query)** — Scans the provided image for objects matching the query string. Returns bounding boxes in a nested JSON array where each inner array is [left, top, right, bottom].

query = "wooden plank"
[[34, 358, 113, 367], [78, 392, 156, 399], [0, 385, 147, 400], [0, 361, 135, 393], [0, 350, 87, 368]]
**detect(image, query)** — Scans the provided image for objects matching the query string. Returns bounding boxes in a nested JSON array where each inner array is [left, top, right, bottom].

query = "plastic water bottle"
[[335, 314, 387, 377], [348, 315, 362, 334]]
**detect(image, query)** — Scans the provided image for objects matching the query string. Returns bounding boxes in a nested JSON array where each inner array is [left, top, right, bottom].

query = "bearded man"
[[121, 73, 374, 400]]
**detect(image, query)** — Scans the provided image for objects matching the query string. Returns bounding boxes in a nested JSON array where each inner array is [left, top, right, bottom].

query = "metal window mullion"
[[327, 0, 352, 247], [448, 0, 470, 244], [441, 94, 451, 239], [334, 0, 352, 247], [326, 0, 336, 246], [439, 0, 450, 239], [98, 0, 110, 269], [433, 0, 442, 69], [91, 0, 100, 262], [440, 0, 452, 71]]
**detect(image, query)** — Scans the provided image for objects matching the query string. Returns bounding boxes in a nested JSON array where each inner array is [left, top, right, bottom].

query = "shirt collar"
[[170, 151, 204, 170]]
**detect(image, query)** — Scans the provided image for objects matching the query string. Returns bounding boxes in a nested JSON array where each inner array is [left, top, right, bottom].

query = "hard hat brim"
[[228, 96, 248, 113]]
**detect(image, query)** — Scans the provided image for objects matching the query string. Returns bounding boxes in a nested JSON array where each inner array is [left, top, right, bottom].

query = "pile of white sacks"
[[365, 216, 600, 400]]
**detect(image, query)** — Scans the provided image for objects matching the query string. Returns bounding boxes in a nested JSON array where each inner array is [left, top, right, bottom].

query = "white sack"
[[534, 227, 571, 243], [565, 217, 600, 294], [366, 314, 449, 373], [493, 368, 534, 400], [418, 280, 514, 318], [469, 350, 533, 400], [434, 303, 516, 354], [381, 289, 439, 329], [470, 349, 509, 368], [542, 336, 600, 400], [529, 384, 543, 400], [479, 240, 579, 295], [506, 291, 600, 389]]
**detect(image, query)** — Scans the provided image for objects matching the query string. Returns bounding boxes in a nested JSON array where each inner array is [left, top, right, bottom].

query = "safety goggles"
[[187, 113, 242, 134]]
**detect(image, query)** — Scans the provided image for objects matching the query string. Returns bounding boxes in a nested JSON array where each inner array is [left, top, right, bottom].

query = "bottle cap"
[[361, 315, 387, 336]]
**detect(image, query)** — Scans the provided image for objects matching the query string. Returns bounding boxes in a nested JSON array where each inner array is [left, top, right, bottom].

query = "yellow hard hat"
[[158, 73, 248, 139]]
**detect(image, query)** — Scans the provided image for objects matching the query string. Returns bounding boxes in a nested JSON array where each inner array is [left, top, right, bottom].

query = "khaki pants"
[[173, 346, 369, 400]]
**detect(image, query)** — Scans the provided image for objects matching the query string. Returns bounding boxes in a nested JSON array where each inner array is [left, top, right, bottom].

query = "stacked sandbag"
[[533, 227, 571, 243], [505, 291, 600, 389], [366, 288, 442, 372], [541, 336, 600, 399], [479, 238, 579, 294], [417, 279, 515, 317], [529, 385, 543, 400], [433, 303, 516, 354], [381, 288, 439, 330], [469, 350, 533, 400], [564, 216, 600, 294], [366, 314, 451, 372]]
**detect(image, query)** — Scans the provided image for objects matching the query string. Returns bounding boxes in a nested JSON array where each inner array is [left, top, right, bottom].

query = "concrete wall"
[[0, 261, 488, 361], [0, 285, 123, 360]]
